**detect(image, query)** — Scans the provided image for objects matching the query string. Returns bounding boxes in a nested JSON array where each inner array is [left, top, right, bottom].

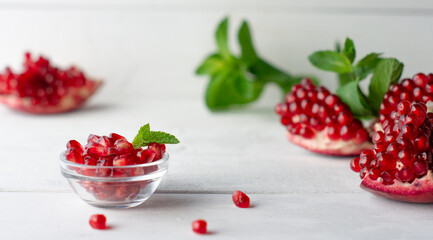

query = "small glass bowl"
[[59, 152, 169, 208]]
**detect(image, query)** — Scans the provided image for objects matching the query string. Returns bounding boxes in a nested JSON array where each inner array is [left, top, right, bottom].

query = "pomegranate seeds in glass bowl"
[[0, 52, 102, 114], [60, 124, 179, 208]]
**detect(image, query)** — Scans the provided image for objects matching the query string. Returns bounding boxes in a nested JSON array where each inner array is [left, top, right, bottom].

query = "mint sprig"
[[196, 17, 315, 111], [309, 37, 403, 118], [132, 124, 180, 149]]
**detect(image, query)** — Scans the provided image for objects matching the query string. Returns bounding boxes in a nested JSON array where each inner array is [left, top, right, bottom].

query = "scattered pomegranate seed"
[[232, 190, 250, 208], [192, 219, 207, 234], [89, 214, 106, 230]]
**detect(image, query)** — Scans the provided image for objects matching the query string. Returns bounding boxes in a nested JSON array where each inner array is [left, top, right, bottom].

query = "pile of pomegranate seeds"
[[232, 190, 250, 208], [380, 73, 433, 124], [352, 100, 433, 185], [65, 133, 166, 170], [192, 219, 207, 234], [89, 214, 106, 230], [275, 78, 370, 155]]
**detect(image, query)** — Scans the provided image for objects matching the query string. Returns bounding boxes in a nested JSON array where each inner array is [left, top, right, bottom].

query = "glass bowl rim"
[[59, 151, 169, 169]]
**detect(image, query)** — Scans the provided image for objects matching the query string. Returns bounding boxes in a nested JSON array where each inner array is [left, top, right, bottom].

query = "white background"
[[1, 0, 433, 239]]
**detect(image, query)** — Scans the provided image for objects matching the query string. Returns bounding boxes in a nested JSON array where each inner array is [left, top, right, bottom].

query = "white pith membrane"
[[286, 129, 373, 156], [0, 79, 101, 114], [361, 101, 433, 203]]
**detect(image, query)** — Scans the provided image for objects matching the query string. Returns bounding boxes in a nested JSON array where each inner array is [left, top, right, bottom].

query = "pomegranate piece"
[[192, 219, 207, 234], [232, 190, 250, 208], [135, 148, 156, 164], [352, 100, 433, 203], [113, 139, 134, 155], [66, 140, 84, 154], [276, 78, 372, 156], [0, 53, 102, 114], [89, 214, 106, 230], [65, 147, 84, 164]]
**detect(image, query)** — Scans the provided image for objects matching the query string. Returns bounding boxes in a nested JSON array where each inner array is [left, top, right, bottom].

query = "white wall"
[[0, 0, 432, 106]]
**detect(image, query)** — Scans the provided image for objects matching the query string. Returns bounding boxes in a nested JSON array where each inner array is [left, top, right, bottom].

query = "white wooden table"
[[1, 1, 433, 239]]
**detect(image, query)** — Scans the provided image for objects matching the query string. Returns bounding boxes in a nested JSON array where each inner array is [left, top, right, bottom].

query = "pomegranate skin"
[[361, 171, 433, 203], [0, 79, 102, 114], [286, 129, 373, 156]]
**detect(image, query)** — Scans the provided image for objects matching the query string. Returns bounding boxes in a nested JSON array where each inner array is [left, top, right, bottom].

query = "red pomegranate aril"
[[415, 134, 430, 152], [327, 125, 340, 141], [96, 158, 113, 177], [66, 140, 83, 153], [275, 103, 287, 115], [396, 167, 415, 183], [380, 171, 395, 185], [89, 214, 106, 230], [109, 133, 127, 143], [85, 142, 108, 157], [192, 219, 207, 234], [372, 132, 385, 143], [397, 100, 412, 115], [113, 154, 134, 166], [377, 153, 395, 171], [148, 143, 166, 160], [360, 167, 369, 179], [350, 157, 361, 172], [398, 148, 415, 166], [114, 139, 134, 155], [412, 160, 428, 177], [354, 129, 369, 144], [65, 147, 84, 164], [232, 190, 250, 208], [386, 143, 400, 158], [340, 125, 352, 141], [337, 111, 353, 125], [368, 168, 381, 180], [136, 148, 156, 164], [299, 126, 315, 139], [87, 134, 100, 144]]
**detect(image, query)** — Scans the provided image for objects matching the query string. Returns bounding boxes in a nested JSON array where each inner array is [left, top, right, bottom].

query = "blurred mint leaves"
[[309, 37, 403, 118], [196, 17, 313, 111]]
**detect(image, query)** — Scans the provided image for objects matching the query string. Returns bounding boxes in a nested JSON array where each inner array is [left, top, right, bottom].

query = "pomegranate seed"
[[377, 153, 395, 171], [148, 143, 166, 160], [350, 157, 361, 172], [85, 142, 108, 157], [372, 131, 385, 143], [113, 154, 134, 166], [192, 219, 207, 234], [96, 158, 113, 177], [368, 168, 381, 180], [114, 139, 134, 155], [89, 214, 106, 230], [87, 134, 100, 143], [398, 148, 415, 166], [354, 129, 368, 144], [66, 140, 83, 153], [413, 160, 428, 177], [396, 167, 415, 183], [275, 103, 287, 115], [109, 133, 127, 142], [340, 125, 352, 141], [232, 190, 250, 208], [65, 147, 84, 164], [397, 100, 411, 115], [136, 148, 156, 164], [327, 125, 340, 140], [413, 73, 429, 86], [415, 134, 429, 152], [359, 167, 369, 179], [380, 171, 395, 185]]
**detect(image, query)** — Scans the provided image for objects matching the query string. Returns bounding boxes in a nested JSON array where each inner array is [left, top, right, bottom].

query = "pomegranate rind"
[[361, 171, 433, 203], [286, 130, 372, 156], [0, 79, 102, 114]]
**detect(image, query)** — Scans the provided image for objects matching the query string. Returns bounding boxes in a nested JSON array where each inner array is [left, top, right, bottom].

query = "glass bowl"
[[59, 152, 169, 208]]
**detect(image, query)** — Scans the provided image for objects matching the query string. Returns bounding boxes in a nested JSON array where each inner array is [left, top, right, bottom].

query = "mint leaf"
[[132, 124, 179, 148], [216, 17, 230, 59], [368, 58, 403, 114], [238, 21, 258, 65], [196, 54, 225, 76], [342, 38, 356, 63], [336, 81, 372, 118], [148, 131, 180, 145], [353, 53, 382, 80], [308, 51, 353, 73]]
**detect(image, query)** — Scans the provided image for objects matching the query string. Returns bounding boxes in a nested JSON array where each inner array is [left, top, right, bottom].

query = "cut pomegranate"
[[192, 219, 207, 234], [276, 79, 372, 156], [0, 53, 102, 114], [89, 214, 106, 230], [232, 190, 250, 208], [351, 100, 433, 203]]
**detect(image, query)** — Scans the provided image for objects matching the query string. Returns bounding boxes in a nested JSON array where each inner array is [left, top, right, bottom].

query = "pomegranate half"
[[351, 100, 433, 203], [275, 79, 372, 156], [0, 53, 102, 114]]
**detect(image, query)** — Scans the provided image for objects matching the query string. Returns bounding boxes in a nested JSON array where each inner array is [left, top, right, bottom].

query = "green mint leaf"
[[368, 58, 403, 114], [335, 41, 341, 53], [353, 53, 382, 80], [132, 124, 151, 148], [308, 50, 353, 73], [238, 21, 258, 65], [148, 131, 180, 145], [205, 69, 263, 110], [196, 54, 225, 76], [215, 17, 230, 59], [342, 38, 356, 63], [133, 124, 179, 148], [336, 81, 372, 118]]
